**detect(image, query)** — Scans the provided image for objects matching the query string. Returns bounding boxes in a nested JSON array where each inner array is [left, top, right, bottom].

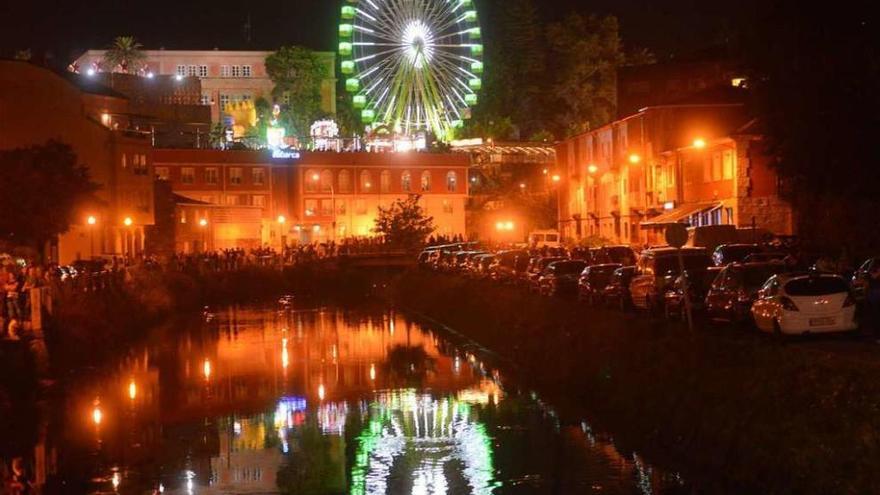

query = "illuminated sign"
[[272, 149, 301, 160]]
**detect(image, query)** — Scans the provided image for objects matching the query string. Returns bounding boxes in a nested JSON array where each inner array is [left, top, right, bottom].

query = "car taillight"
[[780, 296, 799, 312], [844, 294, 856, 307]]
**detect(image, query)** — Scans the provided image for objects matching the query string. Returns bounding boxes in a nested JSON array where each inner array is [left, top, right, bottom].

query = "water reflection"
[[2, 305, 688, 494]]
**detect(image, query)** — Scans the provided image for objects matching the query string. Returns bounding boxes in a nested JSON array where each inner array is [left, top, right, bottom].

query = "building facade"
[[152, 150, 469, 251], [0, 61, 155, 263], [554, 88, 793, 246], [72, 49, 337, 123]]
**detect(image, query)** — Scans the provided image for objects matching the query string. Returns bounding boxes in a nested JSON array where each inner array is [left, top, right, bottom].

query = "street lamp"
[[87, 215, 97, 259], [587, 164, 598, 175], [198, 218, 208, 252], [693, 138, 707, 149], [277, 215, 287, 248], [551, 174, 561, 183], [628, 153, 641, 164], [123, 217, 133, 258]]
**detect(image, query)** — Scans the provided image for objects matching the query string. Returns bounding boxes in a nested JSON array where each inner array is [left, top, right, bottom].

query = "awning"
[[640, 201, 722, 229]]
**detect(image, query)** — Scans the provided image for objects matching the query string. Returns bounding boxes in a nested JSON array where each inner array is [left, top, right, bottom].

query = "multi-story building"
[[0, 60, 155, 262], [555, 85, 793, 246], [152, 150, 469, 252], [72, 49, 337, 123]]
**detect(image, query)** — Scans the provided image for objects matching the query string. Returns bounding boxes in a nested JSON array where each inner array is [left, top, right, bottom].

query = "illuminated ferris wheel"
[[338, 0, 484, 141]]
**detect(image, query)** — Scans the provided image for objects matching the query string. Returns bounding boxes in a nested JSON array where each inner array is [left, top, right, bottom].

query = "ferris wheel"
[[338, 0, 484, 141]]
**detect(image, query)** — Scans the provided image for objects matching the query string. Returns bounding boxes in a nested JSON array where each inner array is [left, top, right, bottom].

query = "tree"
[[103, 36, 147, 73], [0, 141, 100, 254], [372, 195, 435, 250], [265, 47, 329, 141], [546, 14, 623, 137]]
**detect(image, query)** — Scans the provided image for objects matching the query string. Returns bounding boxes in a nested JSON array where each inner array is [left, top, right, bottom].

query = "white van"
[[528, 230, 562, 248]]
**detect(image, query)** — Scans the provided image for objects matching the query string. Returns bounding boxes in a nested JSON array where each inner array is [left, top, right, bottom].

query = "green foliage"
[[0, 141, 99, 252], [103, 36, 147, 73], [265, 46, 329, 140], [372, 195, 435, 250], [546, 14, 622, 137], [208, 123, 227, 149]]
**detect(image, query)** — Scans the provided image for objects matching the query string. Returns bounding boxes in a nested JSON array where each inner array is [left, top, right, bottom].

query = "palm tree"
[[103, 36, 147, 74]]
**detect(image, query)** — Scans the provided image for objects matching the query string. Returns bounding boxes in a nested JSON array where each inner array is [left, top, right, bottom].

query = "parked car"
[[528, 230, 562, 249], [687, 224, 739, 252], [751, 273, 857, 335], [524, 256, 566, 291], [578, 263, 622, 306], [712, 244, 763, 266], [490, 250, 530, 283], [630, 247, 713, 314], [663, 266, 722, 319], [472, 254, 496, 279], [538, 260, 587, 297], [851, 257, 880, 301], [590, 245, 637, 266], [705, 262, 790, 322], [742, 252, 788, 264], [603, 266, 638, 310]]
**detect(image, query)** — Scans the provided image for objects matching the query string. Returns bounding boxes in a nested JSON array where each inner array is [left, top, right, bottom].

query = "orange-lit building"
[[72, 49, 336, 123], [152, 149, 469, 251], [555, 86, 793, 246], [0, 60, 155, 262]]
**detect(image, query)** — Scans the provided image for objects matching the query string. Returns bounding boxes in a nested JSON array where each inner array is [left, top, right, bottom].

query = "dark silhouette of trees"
[[373, 195, 435, 250], [0, 141, 99, 254]]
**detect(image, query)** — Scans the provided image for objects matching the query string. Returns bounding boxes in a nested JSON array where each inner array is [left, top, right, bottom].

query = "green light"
[[339, 24, 353, 38], [361, 109, 375, 123], [345, 78, 360, 92], [469, 27, 482, 40], [470, 44, 483, 56], [464, 10, 477, 22], [471, 61, 484, 74], [341, 60, 355, 74], [451, 119, 464, 128], [465, 94, 478, 106], [469, 78, 482, 90], [341, 5, 356, 19], [339, 42, 352, 56], [353, 94, 367, 108]]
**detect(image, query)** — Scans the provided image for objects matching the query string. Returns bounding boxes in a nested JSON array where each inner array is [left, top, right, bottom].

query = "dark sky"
[[0, 0, 736, 63]]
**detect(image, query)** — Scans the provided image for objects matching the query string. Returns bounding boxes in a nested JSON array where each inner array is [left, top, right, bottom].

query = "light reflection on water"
[[9, 305, 688, 494]]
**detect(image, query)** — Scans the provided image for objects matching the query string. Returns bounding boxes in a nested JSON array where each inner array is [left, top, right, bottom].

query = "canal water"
[[4, 304, 689, 494]]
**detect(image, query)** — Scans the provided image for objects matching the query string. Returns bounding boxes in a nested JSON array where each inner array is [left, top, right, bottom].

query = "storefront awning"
[[640, 201, 722, 229]]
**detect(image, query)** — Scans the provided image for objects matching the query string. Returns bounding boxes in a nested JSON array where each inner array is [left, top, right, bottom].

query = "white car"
[[751, 273, 857, 335]]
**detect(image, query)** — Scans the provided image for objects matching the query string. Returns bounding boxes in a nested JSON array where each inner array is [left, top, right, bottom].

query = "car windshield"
[[785, 277, 849, 296], [655, 255, 712, 275], [590, 265, 621, 275], [553, 262, 586, 275], [720, 245, 760, 262], [606, 247, 635, 265]]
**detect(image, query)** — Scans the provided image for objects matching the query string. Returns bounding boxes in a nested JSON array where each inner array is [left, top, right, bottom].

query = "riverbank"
[[391, 270, 880, 494]]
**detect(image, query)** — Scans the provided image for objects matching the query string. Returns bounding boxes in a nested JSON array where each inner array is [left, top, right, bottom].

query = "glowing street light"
[[123, 217, 133, 227], [203, 359, 212, 380], [519, 182, 526, 190], [318, 384, 326, 401], [92, 403, 103, 425], [198, 218, 208, 227], [628, 154, 641, 164], [128, 380, 137, 400], [693, 138, 707, 149], [277, 215, 286, 225], [369, 363, 376, 381], [551, 174, 561, 183], [87, 215, 97, 225], [587, 164, 599, 174]]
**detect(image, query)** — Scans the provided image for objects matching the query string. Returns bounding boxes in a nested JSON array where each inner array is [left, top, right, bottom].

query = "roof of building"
[[650, 84, 749, 109], [153, 149, 471, 167], [60, 71, 129, 99]]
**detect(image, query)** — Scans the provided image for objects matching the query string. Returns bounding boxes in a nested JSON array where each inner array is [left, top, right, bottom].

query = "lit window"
[[155, 167, 169, 181], [320, 199, 333, 216], [305, 199, 317, 216], [242, 65, 252, 77], [321, 170, 333, 192], [305, 170, 318, 192], [338, 170, 352, 192], [356, 199, 367, 215], [252, 167, 266, 185], [401, 171, 412, 192], [252, 195, 266, 207], [200, 94, 211, 105], [420, 171, 431, 192], [181, 168, 195, 184], [220, 65, 230, 77], [188, 65, 197, 77], [225, 195, 241, 206], [205, 168, 219, 184], [360, 170, 372, 190], [722, 150, 735, 180], [121, 154, 127, 169], [446, 171, 457, 192], [229, 168, 243, 185], [219, 94, 230, 110]]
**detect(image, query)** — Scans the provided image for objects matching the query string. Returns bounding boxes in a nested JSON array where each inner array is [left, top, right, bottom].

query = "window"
[[200, 94, 211, 105], [187, 65, 198, 77], [321, 170, 333, 192], [420, 171, 431, 191], [305, 199, 318, 216], [179, 211, 187, 224], [356, 199, 367, 215], [442, 199, 453, 214], [220, 65, 231, 77], [712, 152, 723, 181], [401, 171, 412, 192], [242, 65, 252, 77], [338, 170, 352, 193], [722, 150, 735, 180], [305, 170, 318, 192], [199, 65, 208, 77], [225, 195, 240, 206], [205, 168, 219, 184], [155, 167, 169, 180], [231, 65, 242, 77], [703, 158, 712, 183], [176, 65, 187, 76], [181, 168, 195, 184], [229, 167, 243, 185], [380, 170, 391, 193], [219, 94, 230, 110], [446, 171, 457, 192], [134, 154, 149, 175], [121, 154, 127, 169], [337, 201, 347, 215], [320, 199, 333, 216], [252, 167, 265, 185], [360, 170, 372, 190]]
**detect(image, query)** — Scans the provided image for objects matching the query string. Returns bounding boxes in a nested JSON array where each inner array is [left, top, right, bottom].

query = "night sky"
[[0, 0, 736, 63]]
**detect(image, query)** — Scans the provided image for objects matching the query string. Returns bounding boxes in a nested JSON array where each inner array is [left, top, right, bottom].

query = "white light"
[[175, 74, 183, 81], [664, 201, 675, 210], [146, 72, 154, 79], [86, 68, 96, 76], [402, 20, 435, 68]]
